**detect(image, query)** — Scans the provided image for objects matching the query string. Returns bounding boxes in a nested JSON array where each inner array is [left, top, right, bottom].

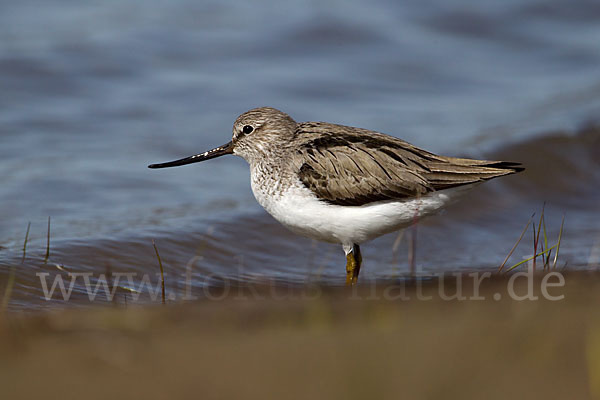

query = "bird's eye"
[[242, 125, 254, 134]]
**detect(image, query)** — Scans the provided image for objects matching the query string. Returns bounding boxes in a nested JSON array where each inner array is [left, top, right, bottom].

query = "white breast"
[[251, 171, 473, 246]]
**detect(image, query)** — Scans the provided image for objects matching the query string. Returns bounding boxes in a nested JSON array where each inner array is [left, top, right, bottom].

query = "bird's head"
[[148, 107, 296, 169]]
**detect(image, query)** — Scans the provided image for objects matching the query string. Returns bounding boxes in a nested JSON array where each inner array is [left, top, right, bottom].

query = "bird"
[[149, 107, 523, 285]]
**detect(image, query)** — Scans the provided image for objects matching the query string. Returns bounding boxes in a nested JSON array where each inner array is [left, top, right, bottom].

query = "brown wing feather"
[[294, 122, 523, 206]]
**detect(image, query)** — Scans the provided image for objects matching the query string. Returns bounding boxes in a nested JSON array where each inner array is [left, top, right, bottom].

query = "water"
[[1, 0, 599, 310]]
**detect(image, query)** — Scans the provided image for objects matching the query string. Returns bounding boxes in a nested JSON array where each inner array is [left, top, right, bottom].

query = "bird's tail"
[[424, 157, 524, 190]]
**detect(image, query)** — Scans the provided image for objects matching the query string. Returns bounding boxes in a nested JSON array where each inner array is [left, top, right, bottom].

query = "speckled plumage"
[[150, 107, 524, 284]]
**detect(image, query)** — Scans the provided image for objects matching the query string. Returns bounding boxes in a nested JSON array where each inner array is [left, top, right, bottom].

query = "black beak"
[[148, 141, 234, 169]]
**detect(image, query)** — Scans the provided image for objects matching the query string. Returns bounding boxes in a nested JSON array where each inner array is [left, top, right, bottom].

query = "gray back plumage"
[[233, 107, 524, 207], [291, 122, 523, 206]]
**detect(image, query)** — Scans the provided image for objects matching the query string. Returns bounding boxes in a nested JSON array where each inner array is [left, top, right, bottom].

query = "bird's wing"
[[294, 123, 523, 206]]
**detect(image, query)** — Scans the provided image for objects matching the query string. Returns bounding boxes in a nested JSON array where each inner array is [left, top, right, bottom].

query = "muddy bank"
[[1, 272, 599, 399]]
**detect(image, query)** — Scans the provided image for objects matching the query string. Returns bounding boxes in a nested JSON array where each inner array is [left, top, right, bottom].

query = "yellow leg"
[[345, 253, 356, 285], [345, 244, 362, 286]]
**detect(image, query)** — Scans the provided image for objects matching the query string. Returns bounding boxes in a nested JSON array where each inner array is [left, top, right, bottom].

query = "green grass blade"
[[533, 204, 545, 271], [542, 213, 549, 269], [499, 214, 534, 272], [506, 244, 558, 272], [552, 214, 565, 270]]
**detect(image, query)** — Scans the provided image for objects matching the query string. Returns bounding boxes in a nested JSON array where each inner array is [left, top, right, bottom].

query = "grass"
[[533, 203, 544, 270], [44, 216, 51, 263], [499, 206, 566, 273], [553, 214, 565, 269], [21, 222, 31, 264], [1, 222, 32, 313], [498, 213, 534, 272], [152, 240, 166, 305]]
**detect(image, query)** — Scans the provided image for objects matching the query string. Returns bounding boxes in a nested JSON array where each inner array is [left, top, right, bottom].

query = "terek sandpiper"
[[149, 107, 523, 285]]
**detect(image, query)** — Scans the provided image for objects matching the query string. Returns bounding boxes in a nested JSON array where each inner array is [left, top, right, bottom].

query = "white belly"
[[251, 176, 472, 246]]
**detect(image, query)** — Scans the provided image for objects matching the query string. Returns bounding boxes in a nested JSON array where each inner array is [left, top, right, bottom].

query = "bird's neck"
[[248, 149, 297, 198], [246, 140, 292, 173]]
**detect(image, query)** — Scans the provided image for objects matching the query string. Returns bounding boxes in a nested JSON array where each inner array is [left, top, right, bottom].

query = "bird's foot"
[[345, 244, 362, 286]]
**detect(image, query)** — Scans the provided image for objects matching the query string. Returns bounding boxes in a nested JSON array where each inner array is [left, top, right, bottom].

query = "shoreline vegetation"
[[1, 272, 599, 399]]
